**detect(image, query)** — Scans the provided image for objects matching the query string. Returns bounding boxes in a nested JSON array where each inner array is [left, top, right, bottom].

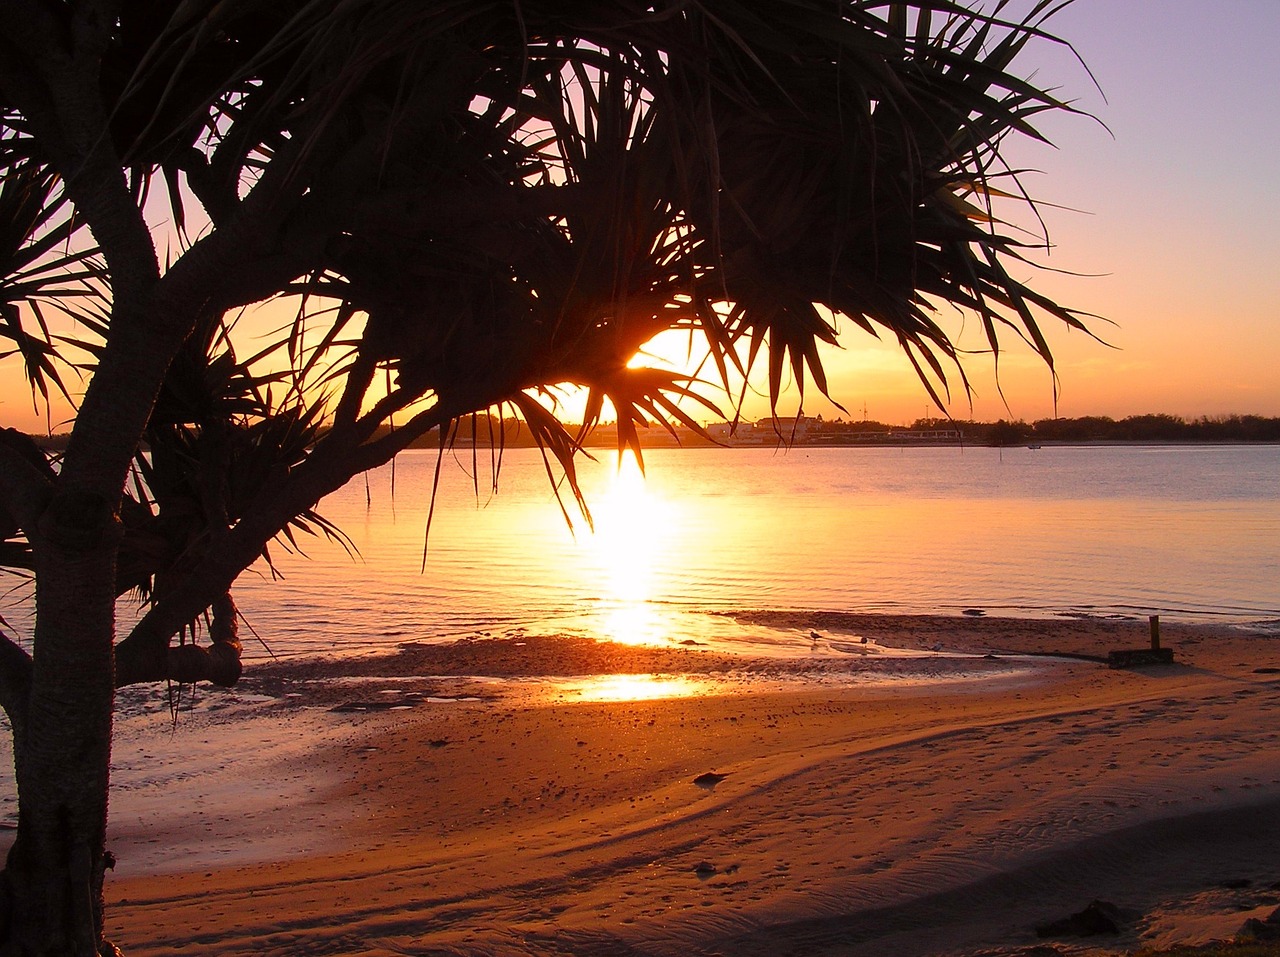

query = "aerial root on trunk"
[[163, 592, 243, 688]]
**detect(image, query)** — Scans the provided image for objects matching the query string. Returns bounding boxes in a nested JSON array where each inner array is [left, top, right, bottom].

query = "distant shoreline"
[[572, 437, 1280, 450], [25, 433, 1280, 452], [20, 411, 1280, 451]]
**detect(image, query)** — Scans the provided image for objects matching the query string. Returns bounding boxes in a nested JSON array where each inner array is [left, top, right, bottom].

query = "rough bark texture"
[[1, 7, 222, 946], [1, 491, 121, 955]]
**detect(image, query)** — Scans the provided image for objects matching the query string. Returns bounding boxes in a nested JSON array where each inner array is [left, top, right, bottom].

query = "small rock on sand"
[[1035, 900, 1132, 938], [1239, 905, 1280, 941]]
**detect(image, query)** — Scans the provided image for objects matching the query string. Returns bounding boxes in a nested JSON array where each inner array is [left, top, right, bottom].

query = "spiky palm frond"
[[647, 1, 1096, 415], [70, 0, 1092, 431], [0, 136, 104, 412]]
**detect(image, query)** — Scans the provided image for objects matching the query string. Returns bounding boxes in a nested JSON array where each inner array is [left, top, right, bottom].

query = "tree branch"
[[0, 1, 160, 302], [330, 351, 378, 435], [351, 383, 429, 443], [0, 626, 33, 746], [0, 428, 55, 538], [138, 593, 242, 688], [351, 400, 466, 466], [111, 400, 466, 687]]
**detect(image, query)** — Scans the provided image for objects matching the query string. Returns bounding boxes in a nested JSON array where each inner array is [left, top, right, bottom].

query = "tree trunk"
[[1, 490, 122, 956]]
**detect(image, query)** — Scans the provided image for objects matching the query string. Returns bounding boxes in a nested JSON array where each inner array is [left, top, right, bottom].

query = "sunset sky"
[[807, 0, 1280, 426], [2, 0, 1277, 433]]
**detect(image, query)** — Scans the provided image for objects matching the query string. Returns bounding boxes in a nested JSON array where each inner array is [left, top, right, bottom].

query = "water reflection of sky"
[[234, 445, 1280, 658], [7, 445, 1276, 657]]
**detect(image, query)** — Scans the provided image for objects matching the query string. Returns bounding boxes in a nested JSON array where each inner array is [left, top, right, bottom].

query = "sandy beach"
[[96, 614, 1280, 956]]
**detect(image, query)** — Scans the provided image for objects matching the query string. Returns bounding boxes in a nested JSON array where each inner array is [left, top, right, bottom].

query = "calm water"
[[4, 445, 1278, 661], [221, 444, 1280, 661]]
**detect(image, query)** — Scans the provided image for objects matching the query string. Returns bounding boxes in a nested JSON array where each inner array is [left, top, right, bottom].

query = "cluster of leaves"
[[0, 138, 101, 420]]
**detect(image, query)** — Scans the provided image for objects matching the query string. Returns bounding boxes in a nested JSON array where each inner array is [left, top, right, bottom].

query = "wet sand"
[[101, 614, 1280, 955]]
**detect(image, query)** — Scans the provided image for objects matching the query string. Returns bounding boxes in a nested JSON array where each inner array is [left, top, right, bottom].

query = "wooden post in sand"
[[1109, 616, 1173, 668]]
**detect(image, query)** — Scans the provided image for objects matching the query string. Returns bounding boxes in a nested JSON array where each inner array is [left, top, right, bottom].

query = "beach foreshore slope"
[[99, 615, 1280, 956]]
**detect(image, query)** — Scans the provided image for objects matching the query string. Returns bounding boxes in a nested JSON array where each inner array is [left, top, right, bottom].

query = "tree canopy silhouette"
[[0, 1, 1094, 951]]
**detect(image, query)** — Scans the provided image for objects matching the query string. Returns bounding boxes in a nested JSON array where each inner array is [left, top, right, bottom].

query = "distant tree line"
[[902, 413, 1280, 445], [25, 412, 1280, 453]]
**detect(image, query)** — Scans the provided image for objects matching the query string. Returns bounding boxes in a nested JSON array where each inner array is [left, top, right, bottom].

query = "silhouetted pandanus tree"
[[0, 2, 1097, 951]]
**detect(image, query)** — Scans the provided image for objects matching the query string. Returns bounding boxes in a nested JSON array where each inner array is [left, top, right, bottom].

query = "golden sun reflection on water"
[[601, 601, 667, 646], [588, 452, 674, 645], [567, 673, 705, 702]]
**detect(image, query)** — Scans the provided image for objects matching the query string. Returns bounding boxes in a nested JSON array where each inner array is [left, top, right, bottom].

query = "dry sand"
[[100, 614, 1280, 956]]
